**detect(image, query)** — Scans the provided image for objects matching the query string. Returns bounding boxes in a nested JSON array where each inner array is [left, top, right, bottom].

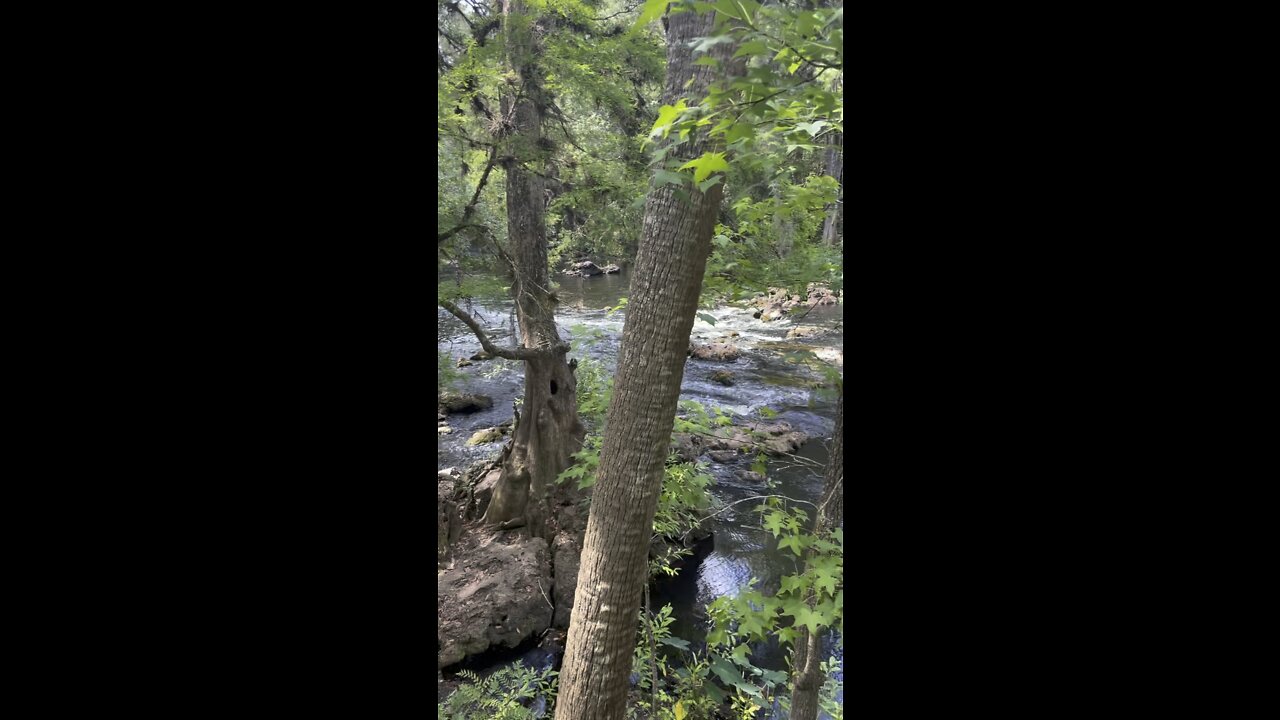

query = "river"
[[438, 268, 843, 718]]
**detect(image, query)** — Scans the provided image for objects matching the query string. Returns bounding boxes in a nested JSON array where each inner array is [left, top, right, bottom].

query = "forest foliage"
[[439, 0, 842, 716]]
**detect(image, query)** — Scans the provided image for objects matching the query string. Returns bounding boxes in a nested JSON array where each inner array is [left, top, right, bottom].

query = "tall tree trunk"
[[788, 385, 844, 720], [821, 75, 843, 247], [479, 0, 585, 540], [555, 9, 733, 719]]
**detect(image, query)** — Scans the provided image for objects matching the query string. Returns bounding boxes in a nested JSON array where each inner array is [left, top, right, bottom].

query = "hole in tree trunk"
[[549, 380, 558, 395]]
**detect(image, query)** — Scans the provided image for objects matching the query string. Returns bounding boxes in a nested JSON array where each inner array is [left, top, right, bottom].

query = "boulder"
[[711, 370, 735, 386], [671, 432, 704, 463], [786, 325, 825, 340], [698, 420, 810, 457], [456, 358, 473, 367], [760, 303, 788, 322], [708, 450, 738, 464], [438, 537, 553, 668], [438, 425, 453, 435], [750, 287, 793, 309], [466, 427, 503, 446], [567, 260, 603, 277], [806, 282, 838, 298], [735, 469, 766, 484], [812, 347, 844, 367], [803, 283, 839, 308], [439, 392, 493, 414], [691, 342, 740, 362], [600, 264, 621, 274], [751, 284, 838, 319]]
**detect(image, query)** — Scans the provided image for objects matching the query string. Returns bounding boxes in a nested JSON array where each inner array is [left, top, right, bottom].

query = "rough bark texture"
[[481, 0, 586, 540], [788, 386, 844, 720], [555, 9, 734, 720]]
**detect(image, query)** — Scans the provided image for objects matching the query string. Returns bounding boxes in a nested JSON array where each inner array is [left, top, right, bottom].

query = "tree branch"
[[438, 146, 499, 245], [437, 223, 489, 244], [439, 299, 568, 360]]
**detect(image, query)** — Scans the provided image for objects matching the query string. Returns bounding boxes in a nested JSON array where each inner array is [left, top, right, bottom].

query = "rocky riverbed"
[[437, 270, 843, 706]]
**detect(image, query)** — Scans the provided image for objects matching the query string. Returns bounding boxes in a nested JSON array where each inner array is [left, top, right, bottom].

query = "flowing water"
[[439, 269, 843, 716]]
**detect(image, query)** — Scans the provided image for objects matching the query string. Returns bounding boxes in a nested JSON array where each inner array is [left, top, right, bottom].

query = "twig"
[[537, 578, 554, 612], [651, 494, 817, 543]]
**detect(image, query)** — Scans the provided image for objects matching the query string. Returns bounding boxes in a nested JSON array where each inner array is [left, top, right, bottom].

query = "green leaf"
[[635, 0, 673, 29], [763, 512, 785, 537], [785, 604, 825, 633], [697, 175, 723, 193], [796, 120, 828, 137], [775, 625, 798, 646], [678, 151, 729, 183], [760, 668, 787, 686], [711, 657, 762, 697], [779, 574, 807, 595], [712, 0, 760, 22], [737, 607, 770, 639], [697, 312, 717, 326], [704, 682, 727, 705], [659, 636, 691, 650], [710, 657, 740, 686], [777, 534, 805, 556], [725, 122, 755, 144], [654, 169, 689, 187], [707, 626, 727, 647], [650, 99, 687, 138], [732, 39, 770, 58], [689, 35, 734, 54], [813, 567, 839, 596]]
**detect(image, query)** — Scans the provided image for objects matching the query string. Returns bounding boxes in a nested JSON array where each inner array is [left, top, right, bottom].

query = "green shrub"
[[438, 664, 558, 720]]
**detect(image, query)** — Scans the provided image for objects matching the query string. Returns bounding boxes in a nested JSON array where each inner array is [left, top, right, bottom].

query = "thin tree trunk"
[[821, 76, 843, 247], [555, 9, 734, 719], [787, 386, 843, 720], [481, 0, 585, 539]]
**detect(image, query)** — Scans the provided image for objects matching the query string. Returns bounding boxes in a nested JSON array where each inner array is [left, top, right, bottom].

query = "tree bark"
[[480, 0, 585, 540], [787, 385, 843, 720], [555, 9, 734, 720]]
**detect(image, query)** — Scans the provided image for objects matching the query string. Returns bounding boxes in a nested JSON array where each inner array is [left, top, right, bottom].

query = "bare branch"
[[439, 299, 568, 360], [437, 223, 489, 244]]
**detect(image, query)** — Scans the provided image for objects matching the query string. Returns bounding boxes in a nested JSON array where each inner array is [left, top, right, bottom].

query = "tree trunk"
[[481, 0, 585, 540], [787, 385, 843, 720], [555, 9, 734, 720], [821, 76, 843, 247]]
